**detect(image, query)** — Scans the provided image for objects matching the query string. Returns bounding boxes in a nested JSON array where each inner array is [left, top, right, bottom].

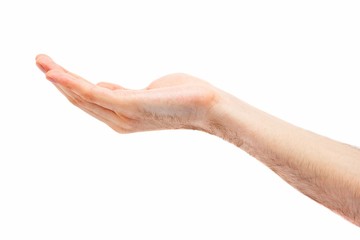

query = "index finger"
[[36, 54, 89, 81], [46, 69, 120, 111]]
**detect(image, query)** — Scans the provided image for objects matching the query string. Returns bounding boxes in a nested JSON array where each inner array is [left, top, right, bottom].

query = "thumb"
[[97, 82, 127, 91]]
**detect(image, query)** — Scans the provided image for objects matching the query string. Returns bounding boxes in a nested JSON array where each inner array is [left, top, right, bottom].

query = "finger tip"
[[45, 69, 62, 82], [36, 54, 55, 66], [46, 69, 60, 76], [35, 54, 48, 68], [36, 54, 61, 73], [35, 54, 47, 61], [36, 62, 46, 73]]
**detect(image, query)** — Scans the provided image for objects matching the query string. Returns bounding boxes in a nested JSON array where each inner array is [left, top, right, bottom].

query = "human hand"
[[36, 55, 219, 133]]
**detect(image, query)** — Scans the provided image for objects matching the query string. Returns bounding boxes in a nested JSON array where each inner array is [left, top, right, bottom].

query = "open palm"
[[36, 55, 217, 133]]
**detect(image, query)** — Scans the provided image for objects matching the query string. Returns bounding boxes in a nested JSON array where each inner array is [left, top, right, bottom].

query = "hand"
[[36, 55, 218, 133]]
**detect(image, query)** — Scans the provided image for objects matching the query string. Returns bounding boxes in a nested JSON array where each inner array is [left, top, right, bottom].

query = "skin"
[[36, 54, 360, 226]]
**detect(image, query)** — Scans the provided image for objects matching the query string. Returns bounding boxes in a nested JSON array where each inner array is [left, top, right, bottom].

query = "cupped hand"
[[36, 54, 219, 133]]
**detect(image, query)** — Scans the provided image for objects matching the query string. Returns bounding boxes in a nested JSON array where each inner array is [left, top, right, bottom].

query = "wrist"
[[202, 89, 251, 147]]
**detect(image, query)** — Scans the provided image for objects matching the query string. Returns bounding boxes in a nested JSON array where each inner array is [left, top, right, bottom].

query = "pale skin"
[[36, 54, 360, 226]]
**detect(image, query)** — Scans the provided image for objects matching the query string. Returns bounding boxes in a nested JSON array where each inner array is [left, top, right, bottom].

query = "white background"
[[0, 0, 359, 239]]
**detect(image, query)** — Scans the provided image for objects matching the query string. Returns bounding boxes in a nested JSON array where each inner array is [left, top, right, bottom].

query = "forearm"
[[207, 90, 360, 226]]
